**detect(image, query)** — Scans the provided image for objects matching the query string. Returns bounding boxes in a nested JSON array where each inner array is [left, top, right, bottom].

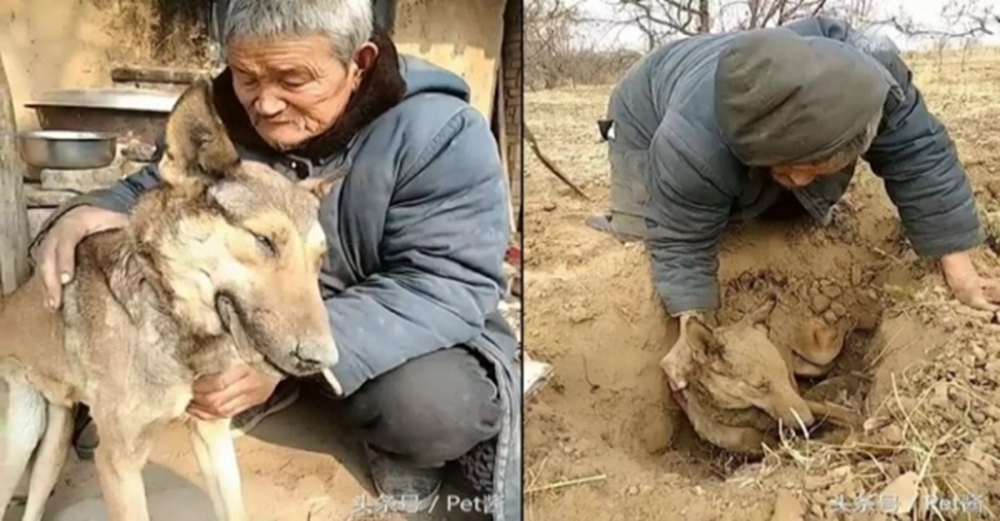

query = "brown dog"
[[664, 297, 859, 455], [0, 79, 339, 521]]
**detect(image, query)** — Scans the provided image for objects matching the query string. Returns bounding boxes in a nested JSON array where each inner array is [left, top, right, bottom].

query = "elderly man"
[[30, 0, 521, 518], [588, 16, 1000, 389]]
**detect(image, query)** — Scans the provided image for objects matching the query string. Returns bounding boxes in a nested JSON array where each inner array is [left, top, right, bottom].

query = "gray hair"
[[817, 108, 883, 168], [223, 0, 374, 65]]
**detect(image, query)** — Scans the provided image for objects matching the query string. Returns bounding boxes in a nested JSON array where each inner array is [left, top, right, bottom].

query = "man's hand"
[[34, 206, 129, 311], [660, 313, 708, 391], [941, 251, 1000, 311], [660, 337, 693, 392], [188, 363, 281, 420]]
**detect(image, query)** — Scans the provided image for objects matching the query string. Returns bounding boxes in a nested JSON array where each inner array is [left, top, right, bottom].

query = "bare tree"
[[606, 0, 845, 49], [888, 0, 998, 40], [525, 0, 883, 89], [607, 0, 710, 51], [525, 0, 585, 88], [958, 34, 980, 71], [823, 0, 876, 28], [735, 0, 830, 29]]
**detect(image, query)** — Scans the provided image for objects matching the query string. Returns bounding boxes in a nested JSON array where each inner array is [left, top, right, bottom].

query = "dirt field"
[[523, 49, 1000, 520]]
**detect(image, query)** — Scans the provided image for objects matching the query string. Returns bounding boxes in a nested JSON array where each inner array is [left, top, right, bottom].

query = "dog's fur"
[[664, 297, 860, 455], [0, 79, 339, 521]]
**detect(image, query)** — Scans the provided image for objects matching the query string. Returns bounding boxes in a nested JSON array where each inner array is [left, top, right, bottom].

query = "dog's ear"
[[681, 314, 724, 358], [297, 175, 339, 200], [746, 295, 777, 326], [159, 78, 240, 191]]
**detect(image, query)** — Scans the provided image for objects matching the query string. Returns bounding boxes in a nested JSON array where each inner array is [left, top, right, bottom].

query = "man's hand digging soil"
[[660, 314, 703, 392], [941, 251, 1000, 311]]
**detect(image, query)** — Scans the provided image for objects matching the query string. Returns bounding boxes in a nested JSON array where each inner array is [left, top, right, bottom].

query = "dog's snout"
[[292, 347, 322, 368], [292, 339, 338, 372]]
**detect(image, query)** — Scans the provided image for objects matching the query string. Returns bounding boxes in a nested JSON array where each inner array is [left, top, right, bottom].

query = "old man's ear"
[[159, 77, 240, 191]]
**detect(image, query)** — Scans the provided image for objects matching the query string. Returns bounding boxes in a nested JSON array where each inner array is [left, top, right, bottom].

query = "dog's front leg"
[[21, 403, 73, 521], [190, 419, 247, 521], [190, 423, 225, 521], [94, 437, 153, 521]]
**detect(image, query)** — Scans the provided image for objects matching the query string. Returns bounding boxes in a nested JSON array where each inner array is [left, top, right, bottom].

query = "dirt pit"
[[525, 50, 1000, 520]]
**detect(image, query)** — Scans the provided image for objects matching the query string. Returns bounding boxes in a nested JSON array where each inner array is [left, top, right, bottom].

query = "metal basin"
[[27, 89, 179, 112], [25, 89, 179, 145], [17, 130, 118, 170]]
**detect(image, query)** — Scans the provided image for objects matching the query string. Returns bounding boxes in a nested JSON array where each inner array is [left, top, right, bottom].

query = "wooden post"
[[0, 54, 31, 296], [493, 59, 516, 235]]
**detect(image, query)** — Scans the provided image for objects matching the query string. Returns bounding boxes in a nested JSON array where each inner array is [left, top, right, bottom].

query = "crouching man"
[[30, 1, 521, 518], [587, 17, 999, 390]]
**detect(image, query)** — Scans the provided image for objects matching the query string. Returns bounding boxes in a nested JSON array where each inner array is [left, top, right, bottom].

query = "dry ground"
[[524, 48, 1000, 520], [2, 389, 492, 521]]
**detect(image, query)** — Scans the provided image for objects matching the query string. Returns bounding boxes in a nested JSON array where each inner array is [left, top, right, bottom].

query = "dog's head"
[[680, 311, 815, 429], [128, 78, 337, 378]]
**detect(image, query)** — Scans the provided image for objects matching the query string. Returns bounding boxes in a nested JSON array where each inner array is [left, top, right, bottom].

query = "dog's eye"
[[253, 233, 276, 255]]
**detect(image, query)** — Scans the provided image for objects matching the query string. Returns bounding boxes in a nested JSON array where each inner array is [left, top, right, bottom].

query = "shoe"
[[365, 444, 443, 513], [585, 214, 613, 233], [455, 438, 496, 495], [230, 379, 301, 438]]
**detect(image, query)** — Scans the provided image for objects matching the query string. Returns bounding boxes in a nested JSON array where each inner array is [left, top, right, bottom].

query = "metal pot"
[[17, 130, 118, 170], [25, 89, 178, 146]]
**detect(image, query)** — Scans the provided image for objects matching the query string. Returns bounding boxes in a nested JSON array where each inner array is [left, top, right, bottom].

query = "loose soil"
[[524, 49, 1000, 520]]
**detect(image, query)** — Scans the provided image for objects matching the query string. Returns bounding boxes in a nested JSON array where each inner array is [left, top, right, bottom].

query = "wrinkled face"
[[770, 153, 855, 189], [141, 79, 338, 377], [227, 34, 377, 151]]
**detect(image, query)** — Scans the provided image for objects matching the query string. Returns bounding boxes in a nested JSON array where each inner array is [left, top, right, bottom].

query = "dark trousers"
[[326, 347, 503, 469], [759, 189, 811, 221]]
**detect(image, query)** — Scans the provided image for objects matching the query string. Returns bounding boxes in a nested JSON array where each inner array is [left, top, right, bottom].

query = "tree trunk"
[[698, 0, 711, 33], [0, 54, 31, 296]]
